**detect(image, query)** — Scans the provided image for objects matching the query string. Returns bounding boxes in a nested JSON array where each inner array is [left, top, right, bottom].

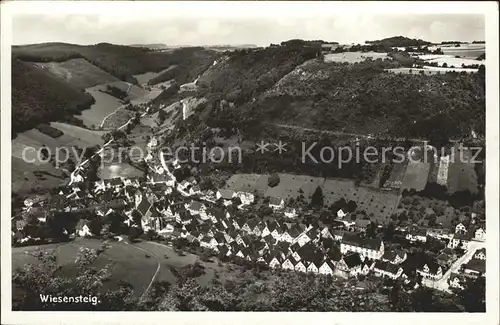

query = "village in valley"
[[8, 7, 491, 313], [13, 120, 486, 294]]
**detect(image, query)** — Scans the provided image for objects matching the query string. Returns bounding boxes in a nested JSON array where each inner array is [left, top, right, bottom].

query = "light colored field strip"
[[99, 83, 133, 129]]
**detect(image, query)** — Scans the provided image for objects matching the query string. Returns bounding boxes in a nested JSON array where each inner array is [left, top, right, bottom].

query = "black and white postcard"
[[1, 1, 498, 325]]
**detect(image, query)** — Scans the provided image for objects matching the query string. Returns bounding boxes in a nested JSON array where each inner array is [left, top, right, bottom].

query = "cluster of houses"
[[13, 135, 486, 291], [448, 247, 486, 290]]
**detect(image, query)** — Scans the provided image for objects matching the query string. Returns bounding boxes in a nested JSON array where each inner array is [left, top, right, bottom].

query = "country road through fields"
[[125, 241, 161, 299]]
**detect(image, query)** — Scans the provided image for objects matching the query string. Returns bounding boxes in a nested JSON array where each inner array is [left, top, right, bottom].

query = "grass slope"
[[33, 58, 120, 89]]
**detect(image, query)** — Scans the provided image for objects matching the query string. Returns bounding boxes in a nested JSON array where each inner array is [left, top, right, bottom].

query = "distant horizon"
[[12, 37, 486, 48], [12, 12, 484, 47]]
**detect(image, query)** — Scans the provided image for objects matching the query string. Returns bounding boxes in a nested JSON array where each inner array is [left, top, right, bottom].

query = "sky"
[[10, 3, 485, 46]]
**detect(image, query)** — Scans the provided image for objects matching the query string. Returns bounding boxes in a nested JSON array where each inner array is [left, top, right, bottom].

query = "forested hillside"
[[12, 58, 95, 136], [203, 53, 485, 144], [13, 43, 176, 83]]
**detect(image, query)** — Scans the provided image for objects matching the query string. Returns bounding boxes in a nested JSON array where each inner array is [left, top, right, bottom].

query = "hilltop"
[[159, 40, 484, 146], [13, 42, 174, 83], [366, 36, 432, 47], [128, 43, 168, 50]]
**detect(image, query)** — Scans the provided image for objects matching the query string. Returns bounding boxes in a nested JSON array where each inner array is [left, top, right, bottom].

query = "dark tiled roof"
[[374, 260, 401, 275], [137, 197, 151, 216], [108, 177, 123, 186], [188, 200, 204, 211], [342, 232, 382, 251], [463, 259, 485, 273], [343, 253, 363, 268], [269, 196, 283, 205], [218, 189, 235, 199]]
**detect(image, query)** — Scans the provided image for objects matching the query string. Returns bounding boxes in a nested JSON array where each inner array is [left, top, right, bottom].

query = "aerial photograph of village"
[[5, 5, 491, 314]]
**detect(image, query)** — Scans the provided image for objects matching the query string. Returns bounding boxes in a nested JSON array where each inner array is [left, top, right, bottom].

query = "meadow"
[[225, 173, 400, 223], [323, 51, 390, 63]]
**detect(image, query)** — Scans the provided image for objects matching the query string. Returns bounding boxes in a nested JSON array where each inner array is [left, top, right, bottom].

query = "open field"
[[99, 164, 144, 180], [11, 157, 67, 193], [12, 123, 105, 164], [322, 178, 399, 222], [416, 54, 484, 68], [264, 174, 325, 200], [447, 148, 478, 194], [401, 161, 431, 192], [324, 51, 390, 63], [79, 86, 124, 128], [133, 66, 176, 85], [225, 173, 399, 222], [382, 162, 408, 190], [386, 67, 477, 75], [12, 239, 242, 298], [429, 43, 485, 59], [11, 122, 106, 193], [33, 58, 120, 89], [78, 81, 162, 129], [12, 239, 158, 297]]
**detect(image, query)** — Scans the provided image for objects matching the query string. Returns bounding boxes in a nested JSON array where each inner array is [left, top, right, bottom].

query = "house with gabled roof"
[[447, 232, 473, 250], [176, 211, 192, 225], [307, 261, 321, 274], [372, 260, 403, 279], [236, 191, 254, 206], [448, 272, 466, 290], [474, 227, 486, 241], [341, 232, 384, 260], [318, 259, 335, 275], [280, 229, 294, 243], [75, 219, 92, 237], [336, 252, 364, 278], [427, 228, 453, 240], [148, 173, 175, 187], [320, 226, 333, 239], [474, 248, 486, 260], [233, 217, 245, 230], [243, 217, 261, 234], [262, 234, 276, 246], [295, 231, 312, 247], [406, 227, 428, 243], [417, 260, 443, 280], [266, 252, 282, 269], [282, 256, 297, 271], [462, 259, 485, 278], [294, 260, 307, 273], [455, 222, 467, 234], [382, 250, 407, 264], [269, 196, 285, 210], [283, 207, 297, 219], [253, 222, 266, 237], [337, 209, 348, 219]]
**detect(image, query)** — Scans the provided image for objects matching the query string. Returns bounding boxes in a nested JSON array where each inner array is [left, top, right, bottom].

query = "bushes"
[[35, 124, 63, 138], [101, 85, 128, 100]]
